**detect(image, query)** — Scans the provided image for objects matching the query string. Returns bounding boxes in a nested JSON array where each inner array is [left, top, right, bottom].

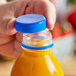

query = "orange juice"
[[11, 48, 64, 76]]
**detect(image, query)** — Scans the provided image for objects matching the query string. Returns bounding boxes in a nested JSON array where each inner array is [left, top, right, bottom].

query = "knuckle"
[[40, 0, 48, 7]]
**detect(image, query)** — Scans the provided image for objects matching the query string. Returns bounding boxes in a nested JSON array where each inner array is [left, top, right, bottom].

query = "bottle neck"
[[23, 29, 52, 47], [21, 29, 53, 56]]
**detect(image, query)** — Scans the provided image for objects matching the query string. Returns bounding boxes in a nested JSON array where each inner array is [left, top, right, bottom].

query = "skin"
[[0, 0, 56, 59], [0, 0, 6, 4]]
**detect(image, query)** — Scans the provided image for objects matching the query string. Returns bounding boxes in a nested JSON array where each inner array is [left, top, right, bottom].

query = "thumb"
[[7, 18, 17, 35], [0, 18, 17, 35]]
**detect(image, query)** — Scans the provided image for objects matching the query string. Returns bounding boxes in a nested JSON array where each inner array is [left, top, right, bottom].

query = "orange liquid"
[[11, 48, 64, 76]]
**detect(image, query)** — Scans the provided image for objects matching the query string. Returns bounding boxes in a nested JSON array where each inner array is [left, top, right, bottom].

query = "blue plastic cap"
[[15, 14, 46, 33]]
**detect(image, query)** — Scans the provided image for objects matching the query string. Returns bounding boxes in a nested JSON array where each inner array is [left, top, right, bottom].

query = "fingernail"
[[50, 16, 54, 30], [7, 18, 17, 35]]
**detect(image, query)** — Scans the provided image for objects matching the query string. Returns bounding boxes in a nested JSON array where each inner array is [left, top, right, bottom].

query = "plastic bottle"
[[11, 14, 64, 76]]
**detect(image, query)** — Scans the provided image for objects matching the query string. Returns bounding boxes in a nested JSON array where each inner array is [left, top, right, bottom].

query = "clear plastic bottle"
[[11, 14, 64, 76]]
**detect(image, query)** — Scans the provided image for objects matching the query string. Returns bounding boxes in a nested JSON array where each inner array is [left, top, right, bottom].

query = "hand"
[[0, 0, 56, 59]]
